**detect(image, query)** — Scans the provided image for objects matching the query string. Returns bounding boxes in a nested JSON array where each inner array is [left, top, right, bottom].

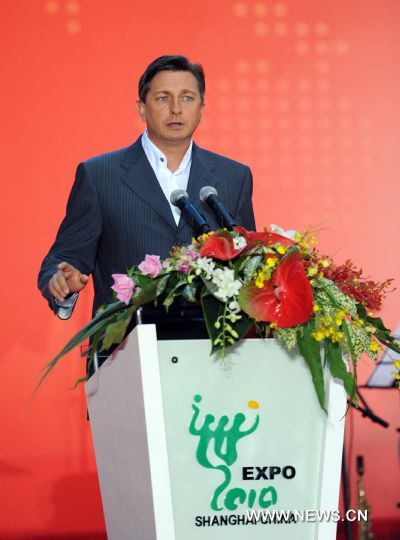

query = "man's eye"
[[157, 96, 168, 102], [182, 95, 194, 102]]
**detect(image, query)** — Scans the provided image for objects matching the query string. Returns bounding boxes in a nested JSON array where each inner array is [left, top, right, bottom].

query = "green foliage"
[[182, 284, 198, 302], [162, 274, 187, 310], [33, 300, 127, 396], [325, 340, 357, 404], [238, 254, 263, 283], [201, 291, 226, 354], [297, 322, 327, 413], [200, 275, 220, 298], [357, 303, 400, 354], [38, 229, 399, 412], [102, 308, 135, 350], [201, 291, 253, 355]]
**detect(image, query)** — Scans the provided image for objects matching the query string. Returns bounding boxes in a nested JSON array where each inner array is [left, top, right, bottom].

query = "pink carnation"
[[138, 255, 162, 278], [111, 274, 135, 305]]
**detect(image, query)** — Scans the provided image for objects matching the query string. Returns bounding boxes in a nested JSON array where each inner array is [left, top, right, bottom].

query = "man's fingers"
[[57, 261, 78, 274], [49, 272, 70, 301], [57, 261, 83, 283], [57, 261, 70, 271], [49, 283, 64, 302], [50, 264, 89, 299]]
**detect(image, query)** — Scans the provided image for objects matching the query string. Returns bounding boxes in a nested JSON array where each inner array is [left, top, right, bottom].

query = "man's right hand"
[[48, 262, 89, 303]]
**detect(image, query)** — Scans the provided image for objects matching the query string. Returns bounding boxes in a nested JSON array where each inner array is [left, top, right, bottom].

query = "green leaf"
[[182, 284, 198, 302], [201, 291, 225, 354], [340, 320, 358, 405], [71, 375, 90, 389], [156, 274, 171, 297], [232, 312, 254, 341], [297, 322, 327, 413], [356, 303, 400, 353], [133, 279, 159, 305], [162, 274, 187, 310], [102, 309, 134, 350], [200, 275, 220, 297], [341, 319, 357, 363], [325, 340, 357, 404], [239, 255, 263, 283], [32, 312, 115, 397], [134, 273, 155, 289]]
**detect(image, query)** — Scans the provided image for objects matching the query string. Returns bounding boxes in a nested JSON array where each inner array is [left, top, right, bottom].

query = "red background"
[[1, 0, 399, 537]]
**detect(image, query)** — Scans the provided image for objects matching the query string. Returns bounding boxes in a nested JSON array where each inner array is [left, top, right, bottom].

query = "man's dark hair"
[[138, 55, 205, 103]]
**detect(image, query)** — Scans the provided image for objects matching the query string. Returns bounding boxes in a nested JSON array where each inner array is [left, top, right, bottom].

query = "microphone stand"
[[341, 388, 389, 540]]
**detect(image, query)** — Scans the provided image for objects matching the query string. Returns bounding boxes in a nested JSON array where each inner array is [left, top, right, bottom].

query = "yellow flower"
[[313, 304, 320, 312], [307, 265, 319, 276], [394, 360, 400, 369], [369, 341, 380, 352], [319, 259, 330, 268], [332, 332, 343, 342], [365, 325, 376, 334], [294, 233, 303, 243], [312, 331, 325, 341], [266, 257, 277, 268], [197, 231, 214, 243], [276, 245, 287, 255]]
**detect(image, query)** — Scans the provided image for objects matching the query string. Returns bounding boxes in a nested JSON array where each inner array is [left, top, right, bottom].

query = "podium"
[[85, 324, 346, 540]]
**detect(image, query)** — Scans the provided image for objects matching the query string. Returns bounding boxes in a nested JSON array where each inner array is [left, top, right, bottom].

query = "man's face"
[[137, 70, 204, 148]]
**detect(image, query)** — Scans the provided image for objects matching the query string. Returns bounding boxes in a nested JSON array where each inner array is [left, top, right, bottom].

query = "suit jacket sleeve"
[[236, 166, 256, 230], [38, 162, 102, 313]]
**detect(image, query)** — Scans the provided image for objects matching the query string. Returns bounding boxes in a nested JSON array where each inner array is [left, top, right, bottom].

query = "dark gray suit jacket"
[[38, 137, 256, 315]]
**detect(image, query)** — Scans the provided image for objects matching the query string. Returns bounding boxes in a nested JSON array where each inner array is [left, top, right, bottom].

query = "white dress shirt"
[[141, 130, 193, 226]]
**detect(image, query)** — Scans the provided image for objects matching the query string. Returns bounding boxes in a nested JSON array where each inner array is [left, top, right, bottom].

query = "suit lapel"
[[121, 138, 218, 233], [120, 137, 177, 230], [178, 143, 217, 231]]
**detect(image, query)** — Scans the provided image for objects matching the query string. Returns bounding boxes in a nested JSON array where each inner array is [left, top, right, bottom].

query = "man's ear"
[[136, 100, 146, 123], [199, 101, 205, 122]]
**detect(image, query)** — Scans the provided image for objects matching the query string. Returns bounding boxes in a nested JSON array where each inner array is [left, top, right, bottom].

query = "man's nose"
[[170, 97, 182, 115]]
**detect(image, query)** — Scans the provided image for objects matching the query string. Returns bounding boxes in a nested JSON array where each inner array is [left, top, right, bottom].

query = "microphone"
[[199, 186, 237, 230], [170, 189, 211, 235]]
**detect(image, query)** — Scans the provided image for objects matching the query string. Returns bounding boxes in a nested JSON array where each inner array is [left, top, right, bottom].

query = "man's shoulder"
[[194, 144, 250, 173], [80, 137, 142, 170]]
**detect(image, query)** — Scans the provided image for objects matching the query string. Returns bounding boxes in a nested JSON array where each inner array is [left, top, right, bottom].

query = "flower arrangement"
[[41, 226, 400, 411]]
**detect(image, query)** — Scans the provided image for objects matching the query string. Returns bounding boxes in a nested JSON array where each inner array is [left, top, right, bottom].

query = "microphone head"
[[200, 185, 218, 203], [170, 189, 188, 206]]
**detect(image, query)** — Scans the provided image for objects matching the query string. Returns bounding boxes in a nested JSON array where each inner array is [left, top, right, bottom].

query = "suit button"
[[176, 239, 184, 246]]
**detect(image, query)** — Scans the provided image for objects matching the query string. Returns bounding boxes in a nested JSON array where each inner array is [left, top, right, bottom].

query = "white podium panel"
[[86, 325, 346, 540]]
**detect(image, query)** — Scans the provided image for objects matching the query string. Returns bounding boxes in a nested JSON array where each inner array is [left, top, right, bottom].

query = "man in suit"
[[38, 55, 256, 320]]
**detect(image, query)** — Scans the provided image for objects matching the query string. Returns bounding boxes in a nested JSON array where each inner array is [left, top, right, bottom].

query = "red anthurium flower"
[[238, 248, 314, 327], [267, 232, 295, 247], [200, 230, 243, 260], [234, 226, 295, 252]]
